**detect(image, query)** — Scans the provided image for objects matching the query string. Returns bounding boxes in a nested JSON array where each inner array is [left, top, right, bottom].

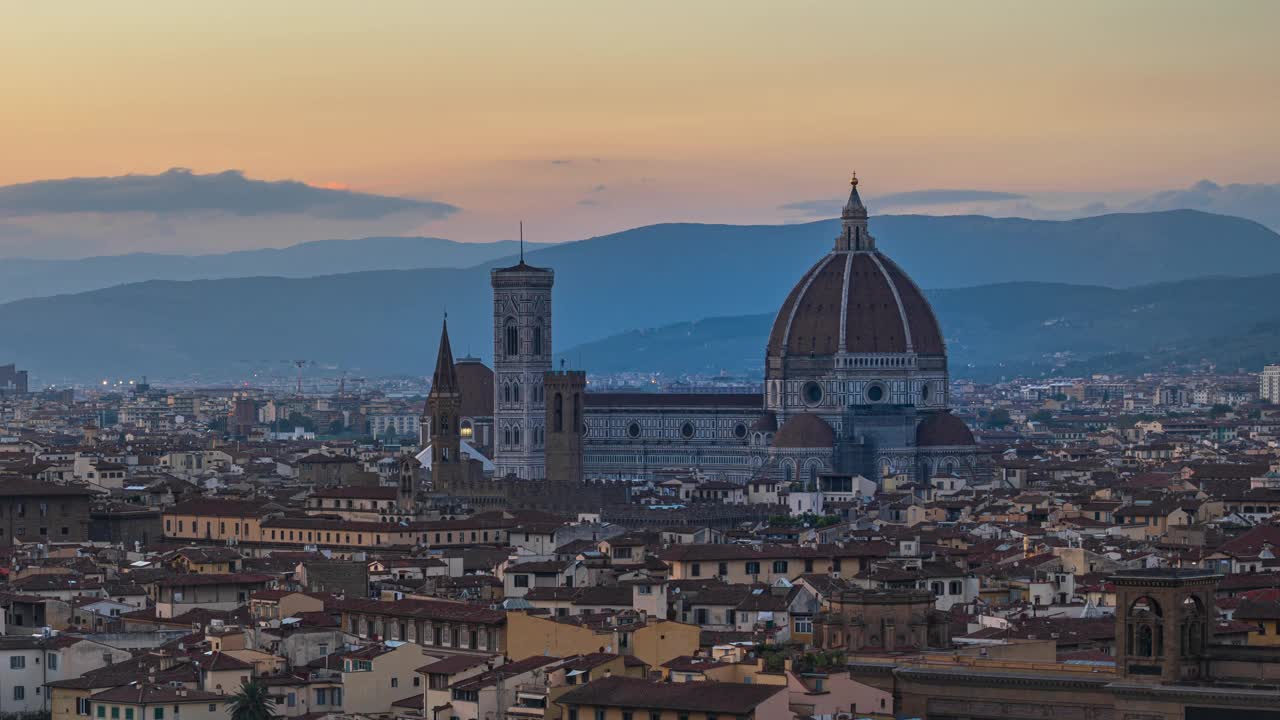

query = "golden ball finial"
[[850, 171, 859, 187]]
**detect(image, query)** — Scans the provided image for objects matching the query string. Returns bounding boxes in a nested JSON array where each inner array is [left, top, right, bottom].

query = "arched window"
[[553, 393, 564, 433], [504, 318, 518, 357], [439, 413, 449, 434], [503, 383, 510, 403], [512, 382, 521, 402], [1126, 596, 1163, 659], [1135, 625, 1154, 657], [808, 462, 818, 487], [533, 322, 544, 356], [504, 426, 512, 445], [783, 462, 794, 483], [513, 426, 522, 445]]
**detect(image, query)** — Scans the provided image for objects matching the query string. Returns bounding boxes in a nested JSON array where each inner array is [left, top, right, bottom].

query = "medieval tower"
[[491, 255, 554, 479], [544, 369, 586, 483]]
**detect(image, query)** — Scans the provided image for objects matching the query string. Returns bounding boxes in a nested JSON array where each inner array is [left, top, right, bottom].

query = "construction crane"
[[292, 360, 309, 396]]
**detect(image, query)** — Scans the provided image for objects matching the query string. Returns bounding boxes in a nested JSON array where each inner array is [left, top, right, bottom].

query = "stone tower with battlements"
[[491, 255, 554, 479], [544, 369, 586, 484]]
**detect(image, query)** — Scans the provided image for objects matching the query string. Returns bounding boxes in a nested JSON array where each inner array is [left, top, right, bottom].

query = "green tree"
[[228, 682, 277, 720], [1030, 409, 1055, 423], [986, 408, 1011, 427], [286, 412, 317, 432]]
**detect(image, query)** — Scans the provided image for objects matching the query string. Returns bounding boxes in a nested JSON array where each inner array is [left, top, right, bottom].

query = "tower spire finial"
[[519, 221, 524, 263], [836, 172, 873, 252]]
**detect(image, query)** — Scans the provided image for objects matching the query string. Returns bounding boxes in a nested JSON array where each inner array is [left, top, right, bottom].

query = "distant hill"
[[3, 209, 1280, 382], [2, 208, 1278, 307], [563, 275, 1280, 380], [0, 236, 550, 304]]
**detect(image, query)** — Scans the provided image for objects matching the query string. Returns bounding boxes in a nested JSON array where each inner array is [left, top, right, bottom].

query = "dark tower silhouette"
[[1111, 568, 1218, 683], [424, 317, 466, 489], [544, 369, 586, 483]]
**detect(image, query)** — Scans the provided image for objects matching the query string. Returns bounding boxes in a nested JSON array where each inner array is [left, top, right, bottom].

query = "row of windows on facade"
[[8, 502, 76, 517], [502, 320, 546, 358], [0, 525, 73, 537], [686, 558, 825, 577], [773, 380, 936, 406], [567, 708, 750, 720], [687, 607, 813, 633], [310, 498, 399, 509], [165, 519, 412, 546], [582, 454, 755, 467], [779, 461, 824, 485], [89, 704, 222, 720], [500, 381, 545, 404], [432, 529, 505, 544], [619, 420, 749, 441], [349, 616, 496, 649], [499, 423, 545, 447], [272, 687, 347, 709]]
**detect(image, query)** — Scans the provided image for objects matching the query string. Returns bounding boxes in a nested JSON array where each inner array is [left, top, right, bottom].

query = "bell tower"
[[424, 317, 466, 489], [491, 249, 554, 479], [1111, 568, 1218, 684]]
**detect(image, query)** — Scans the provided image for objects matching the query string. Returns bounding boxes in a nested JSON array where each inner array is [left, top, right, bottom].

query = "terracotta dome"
[[774, 413, 835, 448], [766, 175, 944, 359], [916, 411, 975, 447], [750, 412, 778, 433], [767, 251, 944, 357], [455, 357, 494, 417]]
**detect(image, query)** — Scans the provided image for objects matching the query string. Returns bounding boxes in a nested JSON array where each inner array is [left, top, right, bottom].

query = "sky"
[[1, 1, 1278, 257]]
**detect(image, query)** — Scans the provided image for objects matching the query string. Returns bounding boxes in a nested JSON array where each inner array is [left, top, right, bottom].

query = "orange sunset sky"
[[2, 1, 1278, 250]]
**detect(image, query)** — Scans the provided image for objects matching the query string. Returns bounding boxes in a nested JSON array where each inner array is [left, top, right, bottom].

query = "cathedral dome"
[[766, 175, 944, 359], [773, 413, 835, 448], [916, 411, 976, 447]]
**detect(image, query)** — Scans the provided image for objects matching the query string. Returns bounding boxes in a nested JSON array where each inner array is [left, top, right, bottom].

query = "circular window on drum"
[[802, 381, 824, 407], [920, 382, 931, 404], [680, 421, 696, 439], [733, 423, 748, 440], [626, 421, 641, 439], [865, 382, 886, 403]]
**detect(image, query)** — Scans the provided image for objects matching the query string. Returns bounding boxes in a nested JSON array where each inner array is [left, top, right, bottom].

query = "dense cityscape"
[[0, 180, 1278, 720], [5, 3, 1280, 719]]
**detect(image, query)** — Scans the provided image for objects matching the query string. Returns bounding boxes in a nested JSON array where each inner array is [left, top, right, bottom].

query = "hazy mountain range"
[[1, 209, 1279, 382], [0, 237, 549, 305], [566, 275, 1280, 380]]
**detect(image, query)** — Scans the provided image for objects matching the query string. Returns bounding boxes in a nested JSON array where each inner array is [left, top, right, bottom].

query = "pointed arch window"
[[504, 318, 519, 357], [512, 382, 521, 403], [533, 322, 544, 356]]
